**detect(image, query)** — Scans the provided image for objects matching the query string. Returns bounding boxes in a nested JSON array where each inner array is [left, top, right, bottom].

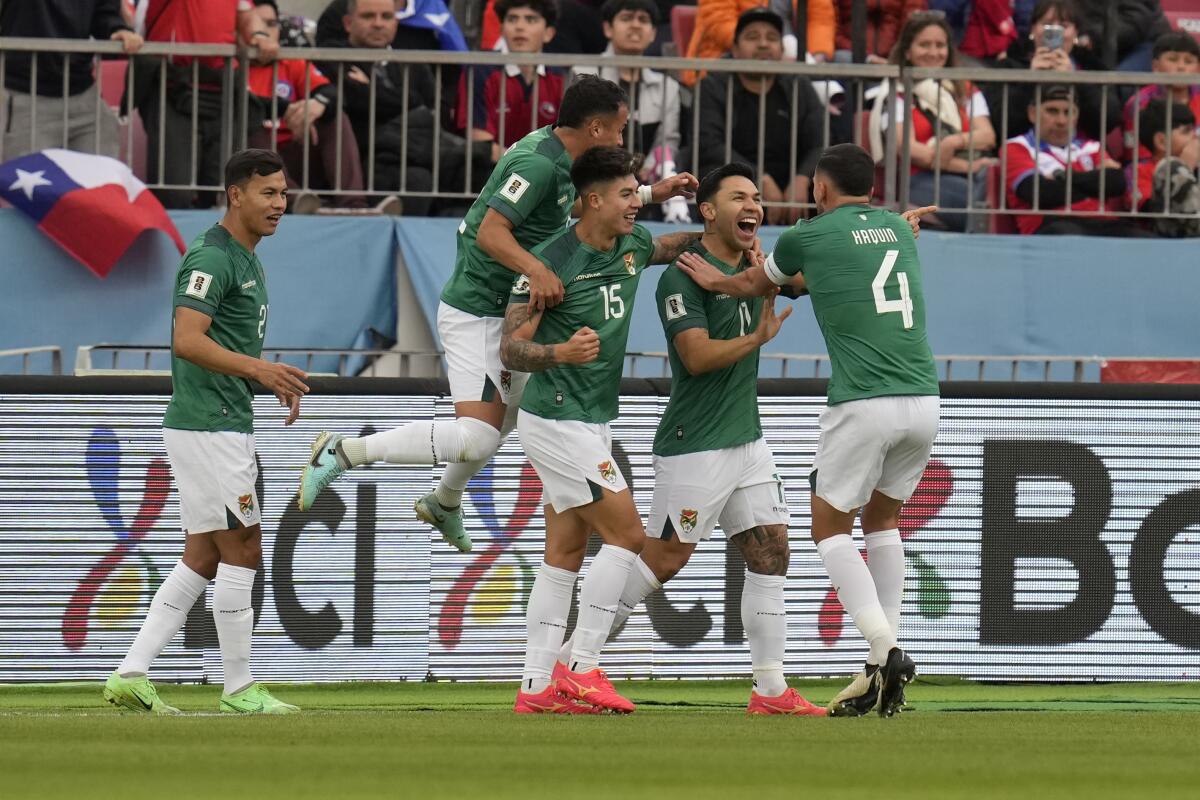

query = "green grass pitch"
[[1, 679, 1198, 799]]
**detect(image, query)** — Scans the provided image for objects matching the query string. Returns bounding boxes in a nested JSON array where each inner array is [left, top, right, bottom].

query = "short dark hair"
[[495, 0, 558, 28], [253, 0, 278, 11], [224, 148, 285, 189], [601, 0, 658, 26], [1138, 98, 1196, 152], [696, 162, 756, 207], [557, 74, 628, 128], [1153, 30, 1200, 61], [814, 144, 875, 197], [1031, 0, 1079, 27], [570, 146, 638, 195], [1030, 84, 1076, 106]]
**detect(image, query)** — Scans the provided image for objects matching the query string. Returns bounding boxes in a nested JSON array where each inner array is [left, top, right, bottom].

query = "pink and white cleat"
[[747, 688, 829, 716], [556, 667, 635, 713], [514, 683, 601, 714]]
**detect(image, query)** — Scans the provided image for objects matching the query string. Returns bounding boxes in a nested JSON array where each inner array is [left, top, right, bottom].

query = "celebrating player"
[[679, 143, 940, 718], [553, 162, 823, 715], [298, 76, 697, 553], [500, 146, 704, 714], [104, 150, 308, 715]]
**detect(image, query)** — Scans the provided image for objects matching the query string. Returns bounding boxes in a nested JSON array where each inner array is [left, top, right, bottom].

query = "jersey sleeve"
[[632, 224, 656, 271], [657, 265, 709, 340], [173, 247, 233, 317], [485, 150, 556, 227], [763, 226, 808, 285]]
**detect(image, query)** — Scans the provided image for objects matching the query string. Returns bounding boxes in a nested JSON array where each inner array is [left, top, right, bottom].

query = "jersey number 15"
[[872, 250, 913, 330]]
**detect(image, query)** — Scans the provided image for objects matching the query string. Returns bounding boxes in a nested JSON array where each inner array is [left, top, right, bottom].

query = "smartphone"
[[1042, 23, 1065, 51]]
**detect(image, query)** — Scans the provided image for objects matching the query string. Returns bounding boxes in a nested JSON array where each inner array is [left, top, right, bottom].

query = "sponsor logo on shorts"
[[623, 252, 636, 275], [238, 493, 254, 517], [185, 270, 213, 299], [665, 293, 686, 320], [598, 461, 617, 485], [500, 370, 512, 392], [499, 172, 530, 203], [679, 508, 698, 533]]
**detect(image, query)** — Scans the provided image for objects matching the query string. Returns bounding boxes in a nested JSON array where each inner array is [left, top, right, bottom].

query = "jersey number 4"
[[872, 250, 913, 330]]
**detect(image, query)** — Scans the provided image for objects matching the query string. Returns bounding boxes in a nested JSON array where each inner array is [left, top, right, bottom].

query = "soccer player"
[[298, 75, 697, 553], [553, 162, 824, 716], [499, 146, 705, 714], [104, 149, 309, 715], [679, 143, 940, 718]]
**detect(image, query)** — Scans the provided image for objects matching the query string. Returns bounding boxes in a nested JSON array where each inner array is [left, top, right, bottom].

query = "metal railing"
[[0, 346, 62, 375], [74, 344, 444, 377], [3, 37, 1198, 231]]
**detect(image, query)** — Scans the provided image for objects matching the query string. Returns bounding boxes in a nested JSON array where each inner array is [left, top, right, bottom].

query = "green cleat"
[[219, 684, 300, 715], [298, 431, 350, 512], [103, 672, 181, 715], [414, 492, 473, 552]]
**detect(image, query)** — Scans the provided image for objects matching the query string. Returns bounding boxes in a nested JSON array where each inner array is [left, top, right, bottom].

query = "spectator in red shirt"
[[1127, 99, 1200, 238], [1121, 32, 1200, 162], [246, 0, 366, 210], [134, 0, 278, 208], [1004, 85, 1147, 236], [958, 0, 1018, 62], [458, 0, 564, 162]]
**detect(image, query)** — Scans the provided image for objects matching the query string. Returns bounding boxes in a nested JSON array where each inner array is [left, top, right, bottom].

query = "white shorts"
[[162, 428, 260, 534], [648, 438, 789, 543], [812, 395, 940, 513], [438, 301, 529, 406], [518, 409, 628, 513]]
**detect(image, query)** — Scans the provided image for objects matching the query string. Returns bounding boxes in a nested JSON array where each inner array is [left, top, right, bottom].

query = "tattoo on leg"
[[732, 526, 789, 576]]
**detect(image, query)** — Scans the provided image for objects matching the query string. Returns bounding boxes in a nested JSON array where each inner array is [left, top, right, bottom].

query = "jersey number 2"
[[258, 304, 268, 339], [600, 284, 624, 320], [872, 250, 913, 330]]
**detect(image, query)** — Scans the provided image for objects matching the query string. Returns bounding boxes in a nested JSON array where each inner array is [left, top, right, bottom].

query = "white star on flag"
[[9, 168, 52, 200]]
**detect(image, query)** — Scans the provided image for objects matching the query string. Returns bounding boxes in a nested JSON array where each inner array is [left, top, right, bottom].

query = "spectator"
[[833, 0, 926, 63], [132, 0, 277, 209], [246, 0, 367, 211], [1128, 99, 1200, 236], [958, 0, 1017, 61], [1074, 0, 1170, 72], [1122, 32, 1200, 161], [546, 0, 611, 53], [457, 0, 565, 159], [870, 11, 995, 231], [1004, 85, 1146, 236], [928, 0, 1034, 46], [986, 0, 1119, 144], [0, 0, 142, 161], [696, 7, 825, 223], [571, 0, 684, 196], [681, 0, 836, 86]]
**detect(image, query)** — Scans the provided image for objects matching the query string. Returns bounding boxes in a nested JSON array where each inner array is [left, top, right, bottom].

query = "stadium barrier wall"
[[2, 376, 1198, 683]]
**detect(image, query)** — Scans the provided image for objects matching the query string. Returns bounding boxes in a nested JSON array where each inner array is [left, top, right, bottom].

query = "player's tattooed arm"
[[676, 253, 778, 298], [650, 231, 704, 265], [500, 303, 601, 372], [731, 525, 790, 576]]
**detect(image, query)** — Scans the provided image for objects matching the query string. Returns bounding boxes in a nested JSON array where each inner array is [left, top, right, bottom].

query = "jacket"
[[682, 0, 836, 86], [833, 0, 927, 60]]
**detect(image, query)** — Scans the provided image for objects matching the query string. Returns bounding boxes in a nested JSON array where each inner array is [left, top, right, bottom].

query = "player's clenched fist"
[[556, 326, 600, 364]]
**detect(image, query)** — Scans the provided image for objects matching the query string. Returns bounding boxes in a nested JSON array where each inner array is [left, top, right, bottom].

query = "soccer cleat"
[[414, 492, 473, 553], [219, 683, 300, 715], [878, 647, 916, 718], [828, 664, 881, 717], [103, 672, 181, 715], [556, 667, 635, 713], [747, 688, 828, 716], [514, 684, 602, 714], [298, 432, 350, 512]]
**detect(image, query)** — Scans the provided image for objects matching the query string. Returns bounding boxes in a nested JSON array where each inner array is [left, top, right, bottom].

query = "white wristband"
[[637, 184, 654, 204]]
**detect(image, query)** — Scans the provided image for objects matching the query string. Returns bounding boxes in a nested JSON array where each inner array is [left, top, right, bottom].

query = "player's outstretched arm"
[[650, 231, 703, 265], [900, 205, 937, 239], [675, 252, 776, 298], [649, 172, 699, 202], [173, 307, 309, 422], [499, 302, 600, 372], [477, 209, 564, 310], [672, 292, 792, 375]]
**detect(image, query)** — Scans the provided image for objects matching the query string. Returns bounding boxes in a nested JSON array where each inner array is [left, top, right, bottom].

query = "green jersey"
[[766, 204, 939, 405], [440, 126, 576, 317], [163, 224, 269, 433], [654, 243, 764, 456], [513, 224, 656, 424]]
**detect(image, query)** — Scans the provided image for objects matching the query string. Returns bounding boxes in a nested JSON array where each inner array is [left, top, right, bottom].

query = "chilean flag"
[[0, 149, 185, 278]]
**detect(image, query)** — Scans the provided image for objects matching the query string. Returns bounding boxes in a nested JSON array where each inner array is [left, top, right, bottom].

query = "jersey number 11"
[[872, 250, 913, 330]]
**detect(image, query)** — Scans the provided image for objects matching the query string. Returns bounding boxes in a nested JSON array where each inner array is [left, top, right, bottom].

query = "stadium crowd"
[[2, 0, 1199, 235]]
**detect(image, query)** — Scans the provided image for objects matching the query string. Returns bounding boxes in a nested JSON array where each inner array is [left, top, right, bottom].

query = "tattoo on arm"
[[500, 303, 558, 372], [732, 525, 790, 576], [651, 231, 703, 264]]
